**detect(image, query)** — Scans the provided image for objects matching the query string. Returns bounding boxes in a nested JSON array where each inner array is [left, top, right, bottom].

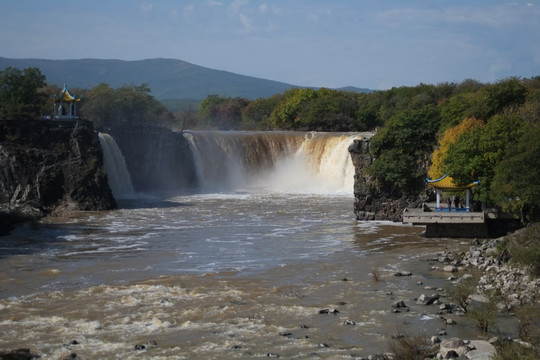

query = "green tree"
[[198, 94, 225, 125], [0, 67, 47, 120], [269, 88, 318, 129], [369, 105, 441, 196], [484, 77, 527, 115], [268, 88, 363, 131], [443, 114, 526, 204], [490, 125, 540, 223], [80, 82, 173, 128], [439, 90, 491, 131], [355, 91, 384, 130], [241, 94, 282, 130], [428, 117, 484, 180], [296, 89, 359, 131], [79, 83, 116, 127], [198, 95, 249, 129]]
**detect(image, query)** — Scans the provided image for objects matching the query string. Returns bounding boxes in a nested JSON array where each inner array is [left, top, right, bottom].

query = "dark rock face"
[[348, 137, 428, 222], [108, 126, 197, 193], [0, 119, 117, 233], [0, 348, 37, 360]]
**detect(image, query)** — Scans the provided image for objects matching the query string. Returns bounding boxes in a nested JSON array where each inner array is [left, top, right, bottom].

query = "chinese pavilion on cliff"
[[402, 174, 488, 238], [51, 84, 81, 120]]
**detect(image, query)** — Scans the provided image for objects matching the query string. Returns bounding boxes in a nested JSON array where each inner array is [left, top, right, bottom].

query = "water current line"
[[98, 132, 134, 198]]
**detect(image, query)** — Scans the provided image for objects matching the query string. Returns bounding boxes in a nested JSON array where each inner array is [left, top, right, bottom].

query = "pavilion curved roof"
[[426, 174, 479, 190], [51, 84, 81, 102]]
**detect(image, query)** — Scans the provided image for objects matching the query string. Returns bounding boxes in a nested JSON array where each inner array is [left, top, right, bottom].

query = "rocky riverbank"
[[366, 226, 540, 359]]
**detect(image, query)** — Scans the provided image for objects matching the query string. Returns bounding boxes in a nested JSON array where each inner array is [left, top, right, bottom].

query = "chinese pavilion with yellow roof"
[[426, 174, 479, 212], [52, 84, 81, 120]]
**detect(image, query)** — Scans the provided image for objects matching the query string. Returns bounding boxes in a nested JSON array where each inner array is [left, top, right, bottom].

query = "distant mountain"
[[337, 86, 374, 94], [0, 57, 294, 100], [0, 57, 373, 100]]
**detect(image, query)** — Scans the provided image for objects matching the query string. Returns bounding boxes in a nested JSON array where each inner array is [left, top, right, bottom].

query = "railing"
[[402, 206, 485, 225], [435, 206, 471, 212]]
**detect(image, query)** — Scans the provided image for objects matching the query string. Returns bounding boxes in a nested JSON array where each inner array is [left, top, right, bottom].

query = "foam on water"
[[0, 183, 479, 358]]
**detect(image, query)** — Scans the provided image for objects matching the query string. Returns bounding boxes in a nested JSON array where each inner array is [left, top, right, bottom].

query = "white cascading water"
[[263, 132, 362, 194], [183, 131, 364, 195], [98, 132, 134, 199]]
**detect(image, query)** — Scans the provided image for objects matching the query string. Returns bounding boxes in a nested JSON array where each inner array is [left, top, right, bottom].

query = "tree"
[[80, 82, 173, 128], [296, 89, 359, 131], [484, 77, 527, 115], [369, 105, 441, 196], [490, 125, 540, 223], [80, 83, 115, 127], [428, 117, 484, 180], [269, 88, 318, 129], [443, 114, 526, 204], [355, 91, 384, 130], [241, 94, 282, 130], [439, 90, 491, 131], [0, 67, 47, 120], [198, 95, 249, 129]]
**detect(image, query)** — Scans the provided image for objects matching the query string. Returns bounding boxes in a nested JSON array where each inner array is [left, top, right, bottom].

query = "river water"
[[0, 132, 472, 359]]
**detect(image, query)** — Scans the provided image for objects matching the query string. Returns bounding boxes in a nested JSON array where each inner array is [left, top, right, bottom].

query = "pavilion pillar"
[[466, 190, 470, 211], [436, 189, 441, 210]]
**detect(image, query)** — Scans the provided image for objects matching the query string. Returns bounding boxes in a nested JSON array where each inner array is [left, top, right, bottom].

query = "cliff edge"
[[348, 136, 428, 222], [0, 119, 116, 234]]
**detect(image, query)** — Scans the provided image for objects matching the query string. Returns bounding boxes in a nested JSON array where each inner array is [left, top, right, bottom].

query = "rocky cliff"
[[107, 126, 197, 193], [0, 119, 116, 234], [348, 136, 428, 222]]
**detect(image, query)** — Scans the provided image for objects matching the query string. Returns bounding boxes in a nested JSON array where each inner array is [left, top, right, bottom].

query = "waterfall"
[[182, 131, 366, 195], [98, 132, 134, 199]]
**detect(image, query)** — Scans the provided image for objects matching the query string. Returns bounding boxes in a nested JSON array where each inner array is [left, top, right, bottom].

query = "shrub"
[[447, 275, 478, 313], [467, 290, 499, 333], [516, 304, 540, 345], [495, 340, 540, 360], [498, 223, 540, 277], [389, 334, 435, 360], [494, 303, 540, 359]]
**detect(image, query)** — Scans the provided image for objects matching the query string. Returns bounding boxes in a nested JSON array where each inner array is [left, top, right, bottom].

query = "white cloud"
[[231, 0, 249, 14], [259, 3, 267, 14], [376, 3, 537, 29], [239, 13, 253, 33], [207, 1, 222, 7], [140, 2, 153, 12], [183, 4, 194, 17]]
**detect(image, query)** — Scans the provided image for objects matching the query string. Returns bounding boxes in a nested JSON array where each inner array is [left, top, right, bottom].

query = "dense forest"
[[1, 66, 539, 222]]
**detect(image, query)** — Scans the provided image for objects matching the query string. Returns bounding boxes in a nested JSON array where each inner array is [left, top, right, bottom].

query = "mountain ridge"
[[0, 57, 372, 100]]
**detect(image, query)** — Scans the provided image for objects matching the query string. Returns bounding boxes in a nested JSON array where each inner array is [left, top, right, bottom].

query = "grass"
[[494, 303, 540, 359], [496, 223, 540, 277]]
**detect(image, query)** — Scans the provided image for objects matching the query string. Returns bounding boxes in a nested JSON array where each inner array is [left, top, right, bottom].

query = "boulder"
[[439, 338, 468, 358], [417, 293, 440, 305], [466, 340, 496, 360]]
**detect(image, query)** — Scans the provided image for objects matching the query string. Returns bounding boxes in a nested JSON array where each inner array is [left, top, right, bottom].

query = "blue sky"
[[1, 0, 539, 90]]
